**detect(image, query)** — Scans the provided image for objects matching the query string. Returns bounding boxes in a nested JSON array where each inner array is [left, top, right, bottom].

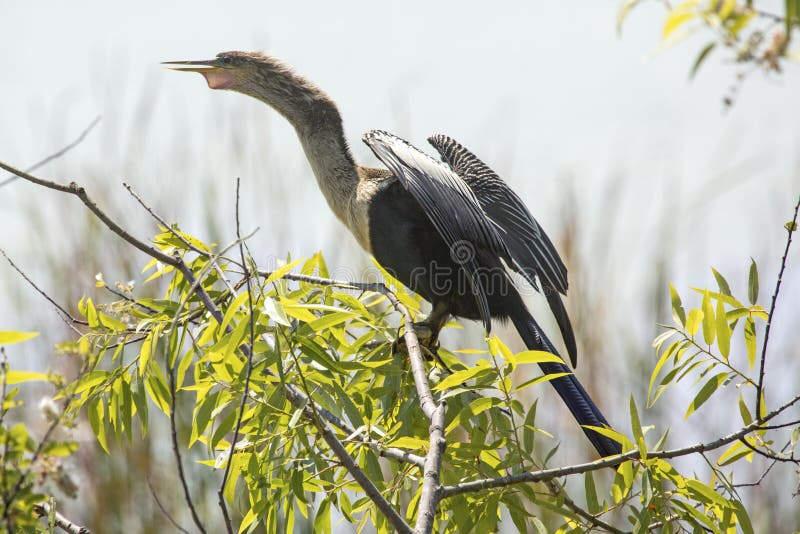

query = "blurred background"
[[1, 1, 798, 531]]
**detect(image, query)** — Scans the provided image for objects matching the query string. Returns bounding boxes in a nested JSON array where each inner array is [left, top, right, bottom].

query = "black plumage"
[[365, 131, 619, 457], [168, 51, 619, 456]]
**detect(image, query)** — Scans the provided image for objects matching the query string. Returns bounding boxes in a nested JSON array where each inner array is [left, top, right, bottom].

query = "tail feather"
[[510, 310, 621, 457], [545, 289, 578, 368]]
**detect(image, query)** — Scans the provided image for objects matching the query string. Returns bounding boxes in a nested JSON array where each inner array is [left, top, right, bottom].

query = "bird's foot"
[[393, 322, 440, 361]]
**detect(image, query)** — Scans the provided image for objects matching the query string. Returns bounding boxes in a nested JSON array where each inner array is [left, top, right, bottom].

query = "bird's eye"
[[220, 56, 233, 66]]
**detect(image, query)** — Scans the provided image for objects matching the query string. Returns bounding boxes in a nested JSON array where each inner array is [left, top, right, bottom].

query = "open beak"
[[162, 59, 234, 89], [161, 59, 219, 72]]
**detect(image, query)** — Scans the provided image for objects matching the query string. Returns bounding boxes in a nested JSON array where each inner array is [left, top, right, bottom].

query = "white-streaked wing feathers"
[[362, 130, 509, 331], [427, 134, 568, 295]]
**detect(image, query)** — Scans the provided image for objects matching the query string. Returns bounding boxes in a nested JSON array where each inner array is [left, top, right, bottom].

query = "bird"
[[164, 51, 620, 457]]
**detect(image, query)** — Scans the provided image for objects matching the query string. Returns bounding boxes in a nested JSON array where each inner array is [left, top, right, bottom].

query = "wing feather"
[[362, 130, 508, 332], [427, 134, 568, 294]]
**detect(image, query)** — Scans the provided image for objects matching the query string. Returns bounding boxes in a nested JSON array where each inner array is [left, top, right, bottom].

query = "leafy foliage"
[[620, 0, 800, 104], [0, 334, 80, 533], [1, 222, 791, 532]]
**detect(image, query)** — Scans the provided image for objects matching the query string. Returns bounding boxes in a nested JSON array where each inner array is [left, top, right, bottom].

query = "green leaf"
[[685, 372, 727, 418], [744, 317, 757, 368], [513, 372, 570, 394], [4, 370, 49, 384], [685, 308, 703, 337], [88, 397, 109, 453], [669, 283, 686, 326], [711, 267, 732, 296], [715, 299, 731, 358], [738, 394, 753, 426], [0, 331, 39, 345], [701, 290, 715, 346], [433, 360, 493, 391], [446, 397, 502, 435], [689, 42, 716, 80], [662, 0, 700, 41], [629, 396, 646, 458], [732, 498, 754, 534], [584, 471, 600, 514], [507, 350, 564, 366], [263, 258, 305, 286], [748, 259, 759, 305]]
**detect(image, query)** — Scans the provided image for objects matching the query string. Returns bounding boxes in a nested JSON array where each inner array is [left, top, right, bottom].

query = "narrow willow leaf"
[[669, 283, 686, 326], [701, 290, 715, 345], [433, 361, 493, 391], [685, 308, 703, 337], [263, 257, 304, 286], [513, 372, 570, 394], [685, 372, 727, 418], [507, 350, 564, 365], [715, 299, 730, 358], [584, 471, 600, 514], [662, 0, 700, 40], [4, 370, 49, 384], [732, 499, 754, 534], [744, 317, 757, 369], [689, 42, 716, 79], [747, 259, 759, 304], [738, 393, 753, 426], [711, 267, 732, 296], [0, 331, 39, 345], [629, 396, 645, 458]]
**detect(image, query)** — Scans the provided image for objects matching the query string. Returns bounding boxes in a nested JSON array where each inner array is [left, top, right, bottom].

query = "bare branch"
[[0, 248, 86, 333], [0, 116, 101, 189], [0, 161, 179, 267], [756, 194, 800, 417], [415, 403, 446, 534], [33, 501, 91, 534], [439, 391, 800, 499], [147, 480, 191, 534]]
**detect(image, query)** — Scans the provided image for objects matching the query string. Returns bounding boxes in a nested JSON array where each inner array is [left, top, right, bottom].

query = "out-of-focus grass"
[[1, 79, 798, 531]]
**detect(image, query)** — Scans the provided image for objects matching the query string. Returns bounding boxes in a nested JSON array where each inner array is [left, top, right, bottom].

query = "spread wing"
[[427, 134, 567, 294], [427, 134, 578, 366], [362, 130, 509, 332]]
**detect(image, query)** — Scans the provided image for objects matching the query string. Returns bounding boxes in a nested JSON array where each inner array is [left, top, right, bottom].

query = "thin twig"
[[0, 116, 101, 189], [439, 391, 800, 499], [756, 194, 800, 418], [218, 179, 257, 534], [0, 249, 87, 332], [33, 501, 91, 534], [123, 182, 212, 258], [0, 161, 180, 266], [147, 480, 191, 534]]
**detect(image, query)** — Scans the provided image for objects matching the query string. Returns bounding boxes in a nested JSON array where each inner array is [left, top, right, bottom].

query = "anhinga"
[[165, 51, 620, 457]]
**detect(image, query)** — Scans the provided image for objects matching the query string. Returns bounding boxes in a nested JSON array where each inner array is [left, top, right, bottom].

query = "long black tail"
[[510, 310, 621, 457]]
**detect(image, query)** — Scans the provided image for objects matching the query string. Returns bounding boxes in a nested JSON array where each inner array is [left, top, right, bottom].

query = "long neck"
[[236, 66, 360, 223]]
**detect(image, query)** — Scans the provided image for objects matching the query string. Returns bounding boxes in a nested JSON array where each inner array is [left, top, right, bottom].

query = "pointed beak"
[[162, 59, 235, 89], [161, 59, 219, 73]]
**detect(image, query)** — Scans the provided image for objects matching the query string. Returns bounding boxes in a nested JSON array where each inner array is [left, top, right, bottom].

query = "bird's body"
[[166, 51, 620, 456]]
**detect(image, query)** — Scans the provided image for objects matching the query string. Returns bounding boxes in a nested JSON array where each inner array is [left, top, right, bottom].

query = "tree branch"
[[415, 403, 446, 534], [0, 116, 101, 189], [439, 391, 800, 499], [756, 194, 800, 417], [33, 501, 90, 534]]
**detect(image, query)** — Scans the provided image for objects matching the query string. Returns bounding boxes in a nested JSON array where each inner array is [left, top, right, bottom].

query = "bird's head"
[[164, 51, 334, 127], [163, 51, 271, 91]]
